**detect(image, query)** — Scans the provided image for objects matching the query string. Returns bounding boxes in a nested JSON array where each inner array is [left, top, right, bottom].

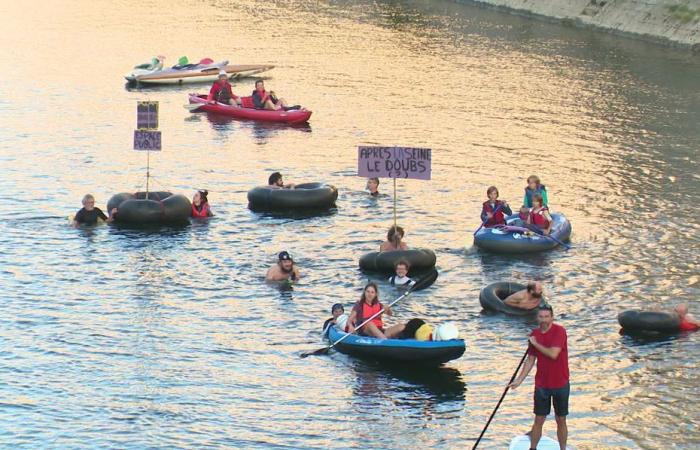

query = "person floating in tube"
[[674, 303, 699, 331], [388, 260, 416, 289], [191, 190, 213, 218], [504, 281, 545, 311], [380, 225, 408, 252], [268, 172, 295, 190]]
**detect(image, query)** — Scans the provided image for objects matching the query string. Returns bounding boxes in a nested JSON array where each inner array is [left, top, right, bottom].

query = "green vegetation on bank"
[[668, 3, 700, 23]]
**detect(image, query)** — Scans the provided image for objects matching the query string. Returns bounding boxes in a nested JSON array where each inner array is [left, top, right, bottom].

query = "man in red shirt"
[[509, 305, 569, 450], [207, 71, 241, 106]]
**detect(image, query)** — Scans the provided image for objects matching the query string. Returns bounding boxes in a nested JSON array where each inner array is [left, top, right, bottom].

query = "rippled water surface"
[[1, 0, 699, 448]]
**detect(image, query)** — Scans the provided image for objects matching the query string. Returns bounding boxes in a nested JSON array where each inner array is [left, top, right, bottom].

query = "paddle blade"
[[184, 103, 204, 112], [300, 346, 330, 358], [412, 269, 439, 291]]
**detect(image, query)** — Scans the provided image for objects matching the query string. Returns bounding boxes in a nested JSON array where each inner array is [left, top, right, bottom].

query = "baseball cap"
[[278, 251, 293, 261]]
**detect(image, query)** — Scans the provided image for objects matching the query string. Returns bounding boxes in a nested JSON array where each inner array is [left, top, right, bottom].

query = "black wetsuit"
[[74, 207, 108, 225]]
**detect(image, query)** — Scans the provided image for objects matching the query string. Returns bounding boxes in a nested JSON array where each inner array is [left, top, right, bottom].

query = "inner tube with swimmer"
[[618, 310, 681, 334], [359, 249, 436, 275], [479, 281, 546, 316], [107, 191, 191, 225], [247, 183, 338, 212]]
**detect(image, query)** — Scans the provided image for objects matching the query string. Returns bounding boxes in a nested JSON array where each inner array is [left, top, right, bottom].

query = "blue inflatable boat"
[[326, 325, 465, 365], [473, 213, 571, 253]]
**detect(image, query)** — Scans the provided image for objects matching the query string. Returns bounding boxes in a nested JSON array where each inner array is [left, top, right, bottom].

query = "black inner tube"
[[618, 310, 681, 334]]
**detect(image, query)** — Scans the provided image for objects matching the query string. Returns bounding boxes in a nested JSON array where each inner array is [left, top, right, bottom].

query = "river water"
[[0, 0, 699, 448]]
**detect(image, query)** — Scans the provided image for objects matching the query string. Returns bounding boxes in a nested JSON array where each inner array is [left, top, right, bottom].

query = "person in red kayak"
[[251, 79, 303, 111], [481, 186, 512, 228], [526, 193, 553, 235], [674, 303, 700, 331], [509, 305, 570, 450], [207, 71, 242, 106], [191, 190, 213, 218]]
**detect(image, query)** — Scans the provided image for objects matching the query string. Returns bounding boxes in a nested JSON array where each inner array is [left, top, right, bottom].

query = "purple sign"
[[133, 130, 161, 151], [358, 146, 431, 180], [137, 101, 159, 130]]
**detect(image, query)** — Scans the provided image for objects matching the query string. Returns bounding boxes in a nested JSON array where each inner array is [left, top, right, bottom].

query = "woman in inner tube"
[[191, 190, 213, 218], [380, 225, 408, 252]]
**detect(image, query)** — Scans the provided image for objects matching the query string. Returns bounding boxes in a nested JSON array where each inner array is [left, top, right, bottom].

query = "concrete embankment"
[[456, 0, 700, 50]]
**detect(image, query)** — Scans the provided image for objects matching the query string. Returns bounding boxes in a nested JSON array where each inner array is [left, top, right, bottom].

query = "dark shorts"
[[533, 383, 569, 417]]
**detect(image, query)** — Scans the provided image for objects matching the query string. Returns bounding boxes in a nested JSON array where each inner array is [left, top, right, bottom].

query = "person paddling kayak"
[[509, 305, 570, 450], [207, 71, 242, 106], [252, 79, 304, 111]]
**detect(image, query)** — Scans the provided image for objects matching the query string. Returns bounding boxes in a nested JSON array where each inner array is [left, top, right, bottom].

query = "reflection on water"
[[0, 0, 698, 448]]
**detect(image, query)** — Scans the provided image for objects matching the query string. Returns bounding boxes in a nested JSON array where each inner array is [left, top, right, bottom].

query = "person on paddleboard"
[[268, 172, 296, 190], [207, 71, 242, 106], [380, 225, 408, 252], [265, 251, 301, 282], [481, 186, 512, 228], [509, 305, 570, 450], [504, 281, 545, 311]]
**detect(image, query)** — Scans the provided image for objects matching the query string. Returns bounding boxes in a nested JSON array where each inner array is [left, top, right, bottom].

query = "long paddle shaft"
[[300, 284, 418, 358], [474, 203, 503, 235], [472, 347, 530, 450]]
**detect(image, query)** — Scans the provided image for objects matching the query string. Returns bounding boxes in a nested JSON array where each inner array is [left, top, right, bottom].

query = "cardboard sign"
[[133, 130, 161, 151], [358, 146, 431, 180], [137, 101, 159, 130]]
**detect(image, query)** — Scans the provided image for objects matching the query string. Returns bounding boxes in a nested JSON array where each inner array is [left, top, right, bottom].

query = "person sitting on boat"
[[504, 281, 545, 310], [523, 174, 548, 208], [265, 251, 301, 282], [366, 177, 380, 197], [322, 303, 349, 334], [251, 79, 303, 111], [268, 172, 295, 189], [380, 225, 408, 252], [525, 193, 553, 235], [72, 194, 116, 227], [191, 190, 213, 218], [481, 186, 512, 228], [207, 71, 242, 106], [674, 303, 700, 331], [347, 282, 405, 339], [389, 260, 416, 289]]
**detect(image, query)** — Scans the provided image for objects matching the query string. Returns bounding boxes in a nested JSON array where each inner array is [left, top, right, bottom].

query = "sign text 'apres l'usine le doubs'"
[[357, 146, 432, 180]]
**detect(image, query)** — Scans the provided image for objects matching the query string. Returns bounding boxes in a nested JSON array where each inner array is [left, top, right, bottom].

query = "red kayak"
[[187, 94, 311, 124]]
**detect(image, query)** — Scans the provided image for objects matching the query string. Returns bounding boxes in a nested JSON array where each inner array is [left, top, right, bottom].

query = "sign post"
[[134, 101, 160, 198], [357, 146, 432, 227]]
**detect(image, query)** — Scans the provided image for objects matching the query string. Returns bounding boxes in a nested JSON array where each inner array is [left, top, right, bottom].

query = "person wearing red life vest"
[[509, 305, 570, 450], [191, 190, 213, 218], [207, 71, 242, 106], [481, 186, 512, 228], [346, 282, 405, 339], [526, 193, 553, 235], [674, 303, 700, 332]]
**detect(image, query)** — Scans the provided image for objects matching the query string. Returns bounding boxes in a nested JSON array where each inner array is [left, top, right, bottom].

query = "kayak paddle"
[[472, 346, 530, 449], [300, 275, 425, 358]]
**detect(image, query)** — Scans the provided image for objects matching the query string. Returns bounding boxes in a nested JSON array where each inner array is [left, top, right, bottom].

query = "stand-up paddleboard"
[[509, 434, 570, 450]]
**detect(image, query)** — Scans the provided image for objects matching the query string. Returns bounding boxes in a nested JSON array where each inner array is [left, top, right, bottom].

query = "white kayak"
[[509, 434, 570, 450]]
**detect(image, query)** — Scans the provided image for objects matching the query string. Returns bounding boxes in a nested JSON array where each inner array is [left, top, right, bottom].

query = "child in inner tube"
[[388, 260, 416, 289]]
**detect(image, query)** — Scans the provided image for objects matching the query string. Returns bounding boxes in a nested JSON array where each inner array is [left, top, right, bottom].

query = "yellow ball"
[[415, 323, 433, 341]]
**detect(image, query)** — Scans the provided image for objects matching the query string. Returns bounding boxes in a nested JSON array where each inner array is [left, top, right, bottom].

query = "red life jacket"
[[191, 202, 210, 218], [483, 200, 506, 227], [354, 300, 383, 330], [679, 318, 699, 332], [529, 206, 550, 228], [209, 81, 238, 103]]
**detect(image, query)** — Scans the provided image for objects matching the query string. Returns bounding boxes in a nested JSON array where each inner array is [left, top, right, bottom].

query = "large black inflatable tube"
[[359, 249, 436, 274], [618, 310, 681, 334], [479, 281, 545, 316], [247, 182, 338, 211], [107, 191, 191, 225]]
